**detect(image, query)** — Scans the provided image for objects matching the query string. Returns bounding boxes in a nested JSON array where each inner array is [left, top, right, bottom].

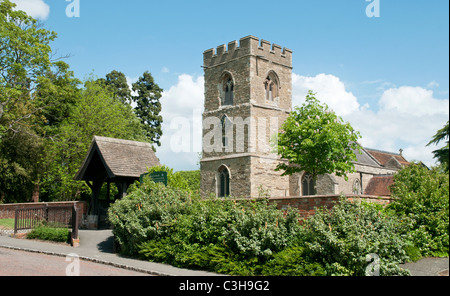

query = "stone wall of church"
[[250, 155, 290, 198], [200, 156, 252, 198], [202, 104, 252, 159], [285, 162, 399, 197], [201, 36, 294, 199], [333, 164, 398, 195]]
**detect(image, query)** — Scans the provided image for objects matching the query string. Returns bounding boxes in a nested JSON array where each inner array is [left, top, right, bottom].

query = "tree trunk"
[[32, 183, 40, 202]]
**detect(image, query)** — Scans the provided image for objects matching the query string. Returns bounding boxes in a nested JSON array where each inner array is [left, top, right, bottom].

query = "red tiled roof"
[[364, 175, 395, 197], [365, 148, 409, 167]]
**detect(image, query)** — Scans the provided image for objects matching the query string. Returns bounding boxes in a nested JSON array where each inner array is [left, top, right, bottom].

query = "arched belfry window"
[[302, 173, 316, 196], [220, 72, 234, 106], [218, 165, 230, 197], [264, 71, 279, 101]]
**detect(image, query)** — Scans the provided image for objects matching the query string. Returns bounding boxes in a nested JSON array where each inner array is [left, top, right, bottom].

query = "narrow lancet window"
[[224, 77, 234, 105], [264, 72, 279, 101]]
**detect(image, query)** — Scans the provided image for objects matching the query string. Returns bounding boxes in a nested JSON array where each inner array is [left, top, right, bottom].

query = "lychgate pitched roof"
[[74, 136, 160, 181]]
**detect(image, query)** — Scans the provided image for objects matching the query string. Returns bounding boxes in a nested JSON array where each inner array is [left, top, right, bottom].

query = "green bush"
[[388, 163, 449, 257], [301, 199, 410, 276], [108, 176, 303, 275], [224, 199, 300, 258], [27, 226, 70, 243], [261, 246, 326, 276], [175, 170, 200, 193], [109, 170, 439, 276], [108, 180, 191, 255]]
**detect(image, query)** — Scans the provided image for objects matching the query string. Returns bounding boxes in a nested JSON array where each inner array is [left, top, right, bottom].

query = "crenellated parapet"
[[203, 35, 292, 69]]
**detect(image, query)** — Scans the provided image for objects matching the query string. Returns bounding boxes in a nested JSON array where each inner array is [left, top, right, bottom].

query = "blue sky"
[[12, 0, 450, 170]]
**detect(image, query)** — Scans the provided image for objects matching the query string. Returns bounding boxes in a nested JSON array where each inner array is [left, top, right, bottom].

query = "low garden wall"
[[0, 201, 87, 223], [269, 194, 393, 219]]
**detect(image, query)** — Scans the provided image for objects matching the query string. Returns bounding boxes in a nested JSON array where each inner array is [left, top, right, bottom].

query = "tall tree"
[[0, 0, 58, 202], [100, 70, 132, 105], [0, 0, 57, 138], [275, 91, 361, 181], [132, 71, 163, 146], [427, 121, 449, 172], [34, 61, 81, 133], [40, 78, 146, 201]]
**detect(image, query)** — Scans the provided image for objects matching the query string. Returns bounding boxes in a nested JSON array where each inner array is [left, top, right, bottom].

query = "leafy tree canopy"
[[276, 91, 361, 180], [427, 121, 449, 172], [132, 71, 163, 146]]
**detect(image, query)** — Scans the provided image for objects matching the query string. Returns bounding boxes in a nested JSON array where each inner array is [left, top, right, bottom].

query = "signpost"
[[140, 171, 168, 186]]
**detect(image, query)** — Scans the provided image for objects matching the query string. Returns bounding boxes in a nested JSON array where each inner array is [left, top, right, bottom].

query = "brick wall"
[[269, 195, 393, 219], [0, 201, 87, 222]]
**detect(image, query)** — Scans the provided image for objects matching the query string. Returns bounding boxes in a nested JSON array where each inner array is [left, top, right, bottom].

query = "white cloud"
[[292, 73, 360, 116], [11, 0, 50, 20], [155, 72, 448, 171], [156, 74, 204, 171], [379, 86, 449, 117], [345, 86, 449, 166], [291, 74, 449, 167]]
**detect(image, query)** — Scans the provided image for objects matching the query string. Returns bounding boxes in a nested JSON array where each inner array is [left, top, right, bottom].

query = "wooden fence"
[[14, 204, 79, 246]]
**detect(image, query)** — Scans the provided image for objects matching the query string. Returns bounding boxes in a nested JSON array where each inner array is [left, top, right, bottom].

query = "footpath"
[[0, 229, 448, 276], [0, 229, 218, 276]]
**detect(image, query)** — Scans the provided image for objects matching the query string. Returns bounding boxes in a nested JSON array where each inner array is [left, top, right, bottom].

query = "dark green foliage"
[[261, 246, 326, 276], [0, 0, 58, 202], [108, 181, 191, 255], [132, 71, 163, 146], [175, 170, 200, 193], [108, 177, 304, 275], [427, 121, 449, 172], [102, 70, 132, 104], [301, 199, 410, 276], [108, 176, 415, 276], [0, 4, 162, 203], [388, 163, 449, 257], [27, 226, 70, 243]]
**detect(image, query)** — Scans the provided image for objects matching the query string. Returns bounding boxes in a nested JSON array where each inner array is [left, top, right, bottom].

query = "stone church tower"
[[200, 36, 293, 198]]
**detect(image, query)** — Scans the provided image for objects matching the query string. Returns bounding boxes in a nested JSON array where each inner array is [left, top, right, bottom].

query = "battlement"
[[203, 35, 292, 68]]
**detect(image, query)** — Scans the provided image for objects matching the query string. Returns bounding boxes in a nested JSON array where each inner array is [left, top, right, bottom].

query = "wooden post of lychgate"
[[71, 205, 80, 247]]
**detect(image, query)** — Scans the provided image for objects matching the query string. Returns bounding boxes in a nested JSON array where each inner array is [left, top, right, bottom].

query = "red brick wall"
[[269, 195, 393, 219], [0, 201, 87, 222]]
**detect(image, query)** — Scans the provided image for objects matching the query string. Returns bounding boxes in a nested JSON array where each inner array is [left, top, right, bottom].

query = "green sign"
[[140, 171, 168, 186]]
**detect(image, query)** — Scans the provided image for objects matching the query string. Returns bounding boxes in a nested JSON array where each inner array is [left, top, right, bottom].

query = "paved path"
[[0, 230, 218, 276], [0, 248, 148, 276], [400, 257, 449, 276]]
